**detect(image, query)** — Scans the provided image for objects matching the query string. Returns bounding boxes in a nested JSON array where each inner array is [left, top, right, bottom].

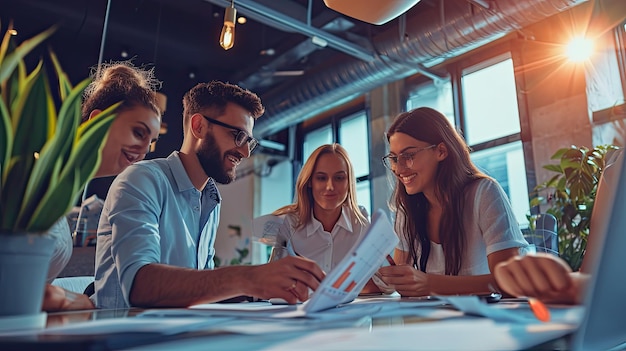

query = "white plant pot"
[[0, 234, 54, 332]]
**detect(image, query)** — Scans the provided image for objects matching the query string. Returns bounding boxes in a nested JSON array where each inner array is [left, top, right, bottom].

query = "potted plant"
[[529, 144, 619, 271], [0, 23, 117, 329]]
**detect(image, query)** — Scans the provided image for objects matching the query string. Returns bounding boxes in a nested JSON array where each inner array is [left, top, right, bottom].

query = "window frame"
[[298, 104, 373, 213], [405, 40, 536, 225]]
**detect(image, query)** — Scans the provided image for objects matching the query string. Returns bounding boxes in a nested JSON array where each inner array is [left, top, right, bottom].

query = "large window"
[[406, 80, 454, 125], [303, 125, 332, 161], [462, 57, 529, 226], [302, 113, 372, 215], [406, 56, 530, 227], [462, 59, 521, 145]]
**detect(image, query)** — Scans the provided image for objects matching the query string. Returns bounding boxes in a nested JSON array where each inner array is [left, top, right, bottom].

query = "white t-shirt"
[[398, 178, 528, 275], [273, 205, 370, 273]]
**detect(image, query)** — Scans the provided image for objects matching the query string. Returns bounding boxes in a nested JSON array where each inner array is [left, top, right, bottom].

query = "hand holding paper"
[[303, 209, 399, 313]]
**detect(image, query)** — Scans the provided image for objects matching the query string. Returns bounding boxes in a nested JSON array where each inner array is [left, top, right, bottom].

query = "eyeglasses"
[[382, 144, 437, 170], [201, 115, 258, 152]]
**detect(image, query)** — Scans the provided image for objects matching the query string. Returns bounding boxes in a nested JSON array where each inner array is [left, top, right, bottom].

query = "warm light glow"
[[237, 16, 247, 24], [220, 5, 237, 50], [220, 25, 234, 50], [565, 36, 594, 62]]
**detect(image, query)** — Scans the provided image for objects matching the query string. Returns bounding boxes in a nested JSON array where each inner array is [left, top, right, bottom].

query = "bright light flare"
[[565, 37, 594, 62]]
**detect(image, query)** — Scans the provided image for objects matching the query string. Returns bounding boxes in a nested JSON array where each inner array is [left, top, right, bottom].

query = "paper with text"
[[303, 209, 399, 313]]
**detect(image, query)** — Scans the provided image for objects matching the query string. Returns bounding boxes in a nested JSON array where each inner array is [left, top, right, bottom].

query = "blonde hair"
[[273, 143, 367, 228], [81, 61, 161, 122]]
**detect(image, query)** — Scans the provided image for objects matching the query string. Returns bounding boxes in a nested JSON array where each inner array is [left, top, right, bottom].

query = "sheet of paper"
[[177, 301, 384, 322], [4, 316, 232, 337], [265, 318, 578, 351], [440, 296, 585, 325], [142, 303, 300, 320], [303, 209, 399, 313]]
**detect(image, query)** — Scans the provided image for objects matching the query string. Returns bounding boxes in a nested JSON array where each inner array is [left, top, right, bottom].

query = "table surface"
[[0, 299, 577, 351]]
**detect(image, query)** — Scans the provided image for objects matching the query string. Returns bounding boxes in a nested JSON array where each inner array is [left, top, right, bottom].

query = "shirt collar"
[[167, 151, 195, 192], [305, 205, 354, 237], [166, 151, 222, 203], [204, 178, 222, 203]]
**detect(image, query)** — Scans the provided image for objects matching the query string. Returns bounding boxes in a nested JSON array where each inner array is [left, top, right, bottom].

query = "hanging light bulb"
[[220, 1, 237, 50]]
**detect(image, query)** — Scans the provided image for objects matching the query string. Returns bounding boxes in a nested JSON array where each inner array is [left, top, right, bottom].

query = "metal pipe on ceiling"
[[252, 0, 588, 138]]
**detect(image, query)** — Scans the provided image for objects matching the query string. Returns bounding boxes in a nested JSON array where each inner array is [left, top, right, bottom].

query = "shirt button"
[[194, 206, 200, 211]]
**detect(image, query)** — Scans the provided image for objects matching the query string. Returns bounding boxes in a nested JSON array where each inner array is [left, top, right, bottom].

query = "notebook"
[[569, 151, 626, 350]]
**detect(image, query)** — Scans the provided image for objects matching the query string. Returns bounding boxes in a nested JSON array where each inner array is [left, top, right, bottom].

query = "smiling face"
[[310, 152, 349, 215], [388, 132, 444, 196], [96, 105, 161, 177], [197, 102, 255, 184]]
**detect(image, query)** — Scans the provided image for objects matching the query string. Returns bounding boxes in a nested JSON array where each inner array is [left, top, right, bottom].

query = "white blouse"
[[273, 205, 370, 273]]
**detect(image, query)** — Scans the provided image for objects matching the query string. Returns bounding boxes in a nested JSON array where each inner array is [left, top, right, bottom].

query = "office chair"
[[524, 213, 559, 256]]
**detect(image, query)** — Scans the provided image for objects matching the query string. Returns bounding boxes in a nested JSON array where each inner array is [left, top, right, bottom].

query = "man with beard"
[[93, 81, 324, 309]]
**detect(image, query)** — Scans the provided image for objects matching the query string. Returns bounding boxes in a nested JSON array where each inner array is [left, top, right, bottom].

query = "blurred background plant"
[[529, 144, 620, 271]]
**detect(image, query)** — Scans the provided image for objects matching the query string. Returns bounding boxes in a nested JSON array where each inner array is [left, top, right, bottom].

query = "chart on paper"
[[303, 209, 399, 313]]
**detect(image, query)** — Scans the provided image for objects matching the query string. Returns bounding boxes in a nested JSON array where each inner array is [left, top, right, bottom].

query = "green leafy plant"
[[0, 22, 118, 233], [530, 144, 619, 271]]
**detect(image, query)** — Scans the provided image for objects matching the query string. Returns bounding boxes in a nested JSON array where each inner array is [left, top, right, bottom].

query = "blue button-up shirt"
[[94, 151, 221, 308]]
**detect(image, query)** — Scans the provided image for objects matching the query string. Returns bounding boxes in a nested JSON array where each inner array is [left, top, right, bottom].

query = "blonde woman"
[[271, 144, 370, 275]]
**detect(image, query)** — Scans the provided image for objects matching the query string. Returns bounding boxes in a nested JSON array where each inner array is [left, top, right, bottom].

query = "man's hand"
[[242, 256, 325, 304], [42, 284, 95, 312], [494, 253, 581, 304]]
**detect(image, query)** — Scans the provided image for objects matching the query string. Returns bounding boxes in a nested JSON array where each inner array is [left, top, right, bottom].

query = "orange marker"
[[528, 297, 551, 322]]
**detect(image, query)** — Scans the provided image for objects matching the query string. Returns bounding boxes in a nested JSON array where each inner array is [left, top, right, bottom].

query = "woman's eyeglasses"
[[382, 145, 437, 170], [201, 115, 258, 152]]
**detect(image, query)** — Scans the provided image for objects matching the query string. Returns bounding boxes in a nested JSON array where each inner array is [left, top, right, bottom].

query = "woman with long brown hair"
[[376, 107, 529, 296]]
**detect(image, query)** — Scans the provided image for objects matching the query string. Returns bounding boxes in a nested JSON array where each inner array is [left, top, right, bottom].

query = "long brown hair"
[[273, 143, 367, 229], [386, 107, 488, 275]]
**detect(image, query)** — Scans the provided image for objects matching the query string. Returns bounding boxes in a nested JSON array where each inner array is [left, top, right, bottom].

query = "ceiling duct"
[[254, 0, 588, 138]]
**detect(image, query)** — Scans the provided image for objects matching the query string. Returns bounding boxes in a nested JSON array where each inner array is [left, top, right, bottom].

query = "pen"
[[386, 254, 396, 266]]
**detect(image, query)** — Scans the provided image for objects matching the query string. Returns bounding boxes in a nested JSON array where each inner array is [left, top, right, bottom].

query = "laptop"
[[570, 151, 626, 350]]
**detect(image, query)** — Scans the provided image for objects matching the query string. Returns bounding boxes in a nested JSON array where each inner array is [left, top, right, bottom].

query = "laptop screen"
[[572, 151, 626, 350]]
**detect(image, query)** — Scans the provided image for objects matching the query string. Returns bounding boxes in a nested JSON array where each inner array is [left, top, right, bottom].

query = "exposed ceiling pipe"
[[254, 0, 588, 138]]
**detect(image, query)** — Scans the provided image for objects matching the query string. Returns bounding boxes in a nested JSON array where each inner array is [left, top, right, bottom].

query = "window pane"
[[355, 180, 371, 216], [303, 125, 332, 161], [470, 141, 529, 227], [407, 81, 455, 126], [463, 59, 520, 145], [339, 114, 370, 178]]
